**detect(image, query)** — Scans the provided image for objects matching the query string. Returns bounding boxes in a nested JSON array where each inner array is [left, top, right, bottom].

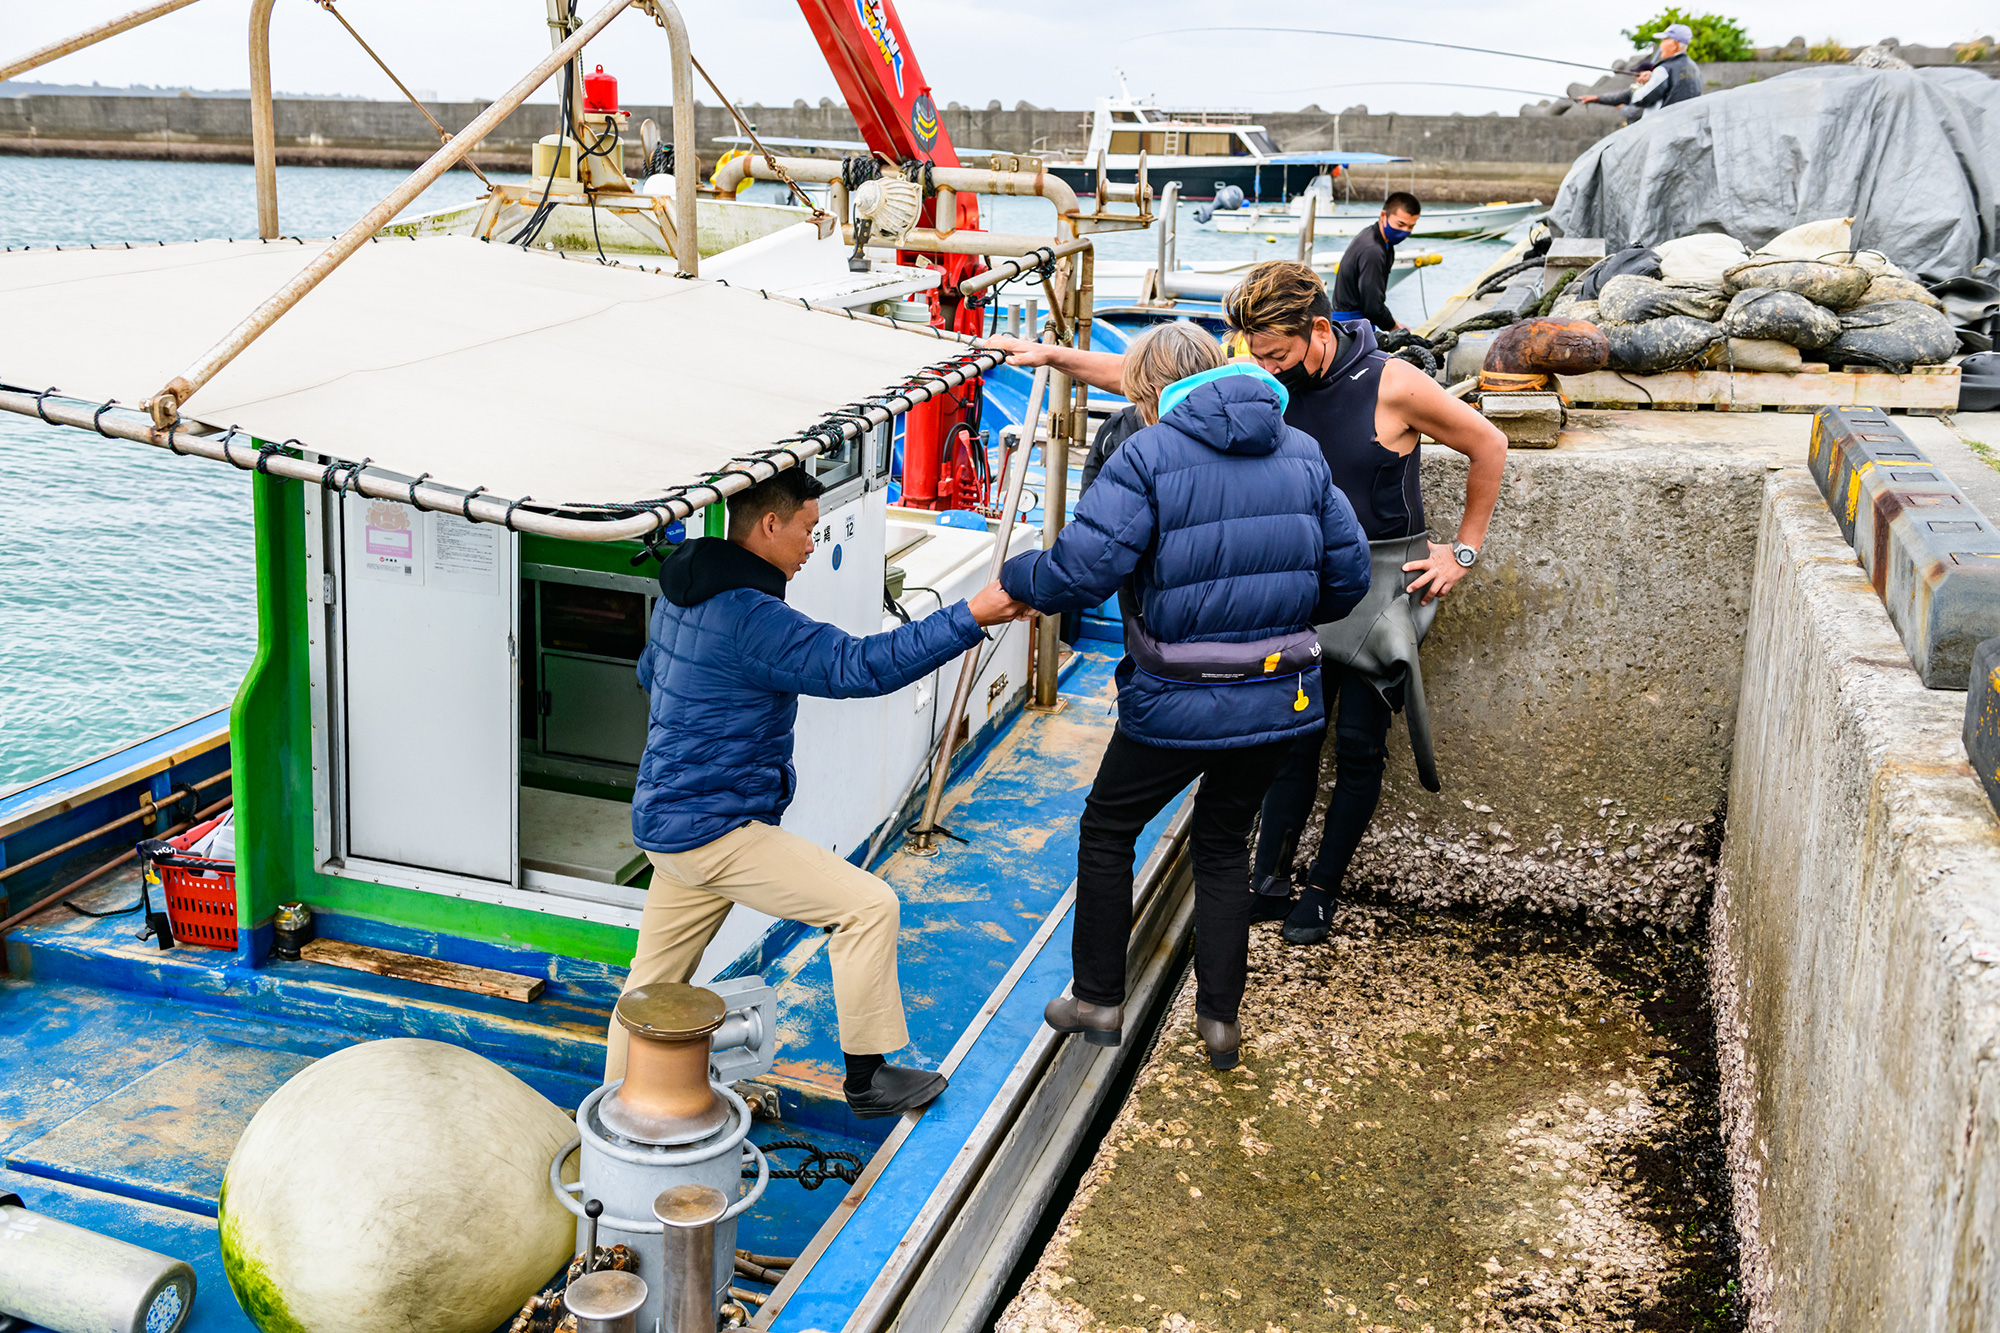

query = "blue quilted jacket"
[[633, 537, 984, 853], [1002, 365, 1370, 749]]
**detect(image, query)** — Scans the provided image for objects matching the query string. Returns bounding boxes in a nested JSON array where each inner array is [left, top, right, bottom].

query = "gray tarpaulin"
[[1551, 67, 2000, 281]]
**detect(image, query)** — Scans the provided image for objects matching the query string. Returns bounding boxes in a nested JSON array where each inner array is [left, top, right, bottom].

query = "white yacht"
[[1048, 78, 1407, 202]]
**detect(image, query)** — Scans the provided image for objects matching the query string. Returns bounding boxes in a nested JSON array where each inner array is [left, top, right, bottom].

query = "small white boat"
[[1209, 176, 1543, 242]]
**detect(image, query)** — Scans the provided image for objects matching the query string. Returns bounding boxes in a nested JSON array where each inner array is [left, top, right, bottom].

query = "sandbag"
[[1758, 217, 1853, 260], [1723, 256, 1872, 309], [1571, 246, 1661, 301], [1482, 317, 1611, 376], [1598, 274, 1730, 322], [1858, 274, 1945, 311], [1704, 338, 1804, 372], [1602, 316, 1721, 372], [1552, 297, 1601, 325], [1825, 299, 1960, 370], [1718, 288, 1843, 349], [1653, 233, 1752, 285]]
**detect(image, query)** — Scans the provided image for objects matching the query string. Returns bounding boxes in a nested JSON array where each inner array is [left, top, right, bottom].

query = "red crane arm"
[[794, 0, 992, 506], [794, 0, 960, 168]]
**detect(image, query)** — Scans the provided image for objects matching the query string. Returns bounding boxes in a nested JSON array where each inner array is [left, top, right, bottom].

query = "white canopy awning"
[[0, 235, 983, 512]]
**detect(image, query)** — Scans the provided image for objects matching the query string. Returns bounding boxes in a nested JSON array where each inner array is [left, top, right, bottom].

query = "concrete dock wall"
[[1328, 414, 1798, 929], [1715, 470, 2000, 1330], [0, 95, 1606, 198]]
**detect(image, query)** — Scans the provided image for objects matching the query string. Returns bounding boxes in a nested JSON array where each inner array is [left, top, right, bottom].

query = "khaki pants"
[[604, 820, 909, 1081]]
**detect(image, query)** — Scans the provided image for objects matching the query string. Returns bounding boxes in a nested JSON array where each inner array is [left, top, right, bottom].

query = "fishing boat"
[[0, 4, 1207, 1333], [1207, 173, 1545, 241], [1045, 79, 1410, 201]]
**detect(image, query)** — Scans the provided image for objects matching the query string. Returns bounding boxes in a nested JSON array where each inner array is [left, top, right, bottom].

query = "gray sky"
[[15, 1, 1997, 118]]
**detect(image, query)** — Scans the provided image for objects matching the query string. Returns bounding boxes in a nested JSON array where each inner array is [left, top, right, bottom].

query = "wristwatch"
[[1452, 542, 1479, 568]]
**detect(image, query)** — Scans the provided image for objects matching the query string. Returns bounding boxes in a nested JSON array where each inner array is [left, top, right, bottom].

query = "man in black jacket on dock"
[[1330, 192, 1420, 332]]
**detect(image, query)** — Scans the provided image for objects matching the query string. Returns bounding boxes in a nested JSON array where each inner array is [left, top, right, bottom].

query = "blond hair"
[[1120, 321, 1226, 422], [1224, 260, 1332, 340]]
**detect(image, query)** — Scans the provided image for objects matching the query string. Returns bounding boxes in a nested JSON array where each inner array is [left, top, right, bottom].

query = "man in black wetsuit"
[[986, 261, 1506, 944], [1330, 192, 1420, 333]]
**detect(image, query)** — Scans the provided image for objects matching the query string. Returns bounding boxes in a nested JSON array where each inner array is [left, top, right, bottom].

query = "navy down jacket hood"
[[1002, 367, 1371, 749], [633, 536, 984, 853]]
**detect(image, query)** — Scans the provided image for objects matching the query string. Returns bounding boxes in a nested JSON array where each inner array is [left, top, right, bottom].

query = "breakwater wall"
[[0, 94, 1608, 194]]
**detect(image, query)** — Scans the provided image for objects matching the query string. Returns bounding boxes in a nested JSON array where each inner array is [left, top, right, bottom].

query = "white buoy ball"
[[219, 1038, 578, 1333]]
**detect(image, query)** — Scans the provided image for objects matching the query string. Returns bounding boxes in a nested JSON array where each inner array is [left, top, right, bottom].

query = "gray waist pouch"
[[1318, 534, 1442, 792], [1122, 597, 1323, 683]]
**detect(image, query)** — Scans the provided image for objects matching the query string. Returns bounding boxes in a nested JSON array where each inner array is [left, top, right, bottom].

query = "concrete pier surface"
[[1002, 408, 2000, 1330]]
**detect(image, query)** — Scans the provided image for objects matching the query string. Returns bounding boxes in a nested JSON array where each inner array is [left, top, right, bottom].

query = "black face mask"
[[1272, 324, 1343, 392], [1271, 358, 1320, 392]]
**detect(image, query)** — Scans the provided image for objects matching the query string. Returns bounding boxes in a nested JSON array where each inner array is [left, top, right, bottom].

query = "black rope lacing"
[[405, 471, 432, 507], [91, 399, 120, 437], [749, 1139, 862, 1190], [840, 156, 882, 191]]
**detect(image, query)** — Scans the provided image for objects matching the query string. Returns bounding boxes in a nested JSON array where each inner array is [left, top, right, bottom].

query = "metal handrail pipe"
[[716, 156, 1082, 222], [956, 237, 1093, 296], [846, 228, 1081, 258], [633, 0, 700, 280], [249, 0, 280, 239], [908, 336, 1055, 854], [0, 771, 229, 883], [0, 0, 205, 84], [3, 350, 1003, 542], [0, 796, 232, 938], [148, 0, 642, 428]]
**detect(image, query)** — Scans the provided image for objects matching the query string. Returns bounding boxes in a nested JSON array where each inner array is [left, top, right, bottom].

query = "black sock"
[[843, 1052, 885, 1094], [1289, 884, 1333, 927]]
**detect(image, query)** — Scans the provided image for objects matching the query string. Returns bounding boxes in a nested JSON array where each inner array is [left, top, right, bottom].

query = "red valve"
[[582, 64, 619, 114]]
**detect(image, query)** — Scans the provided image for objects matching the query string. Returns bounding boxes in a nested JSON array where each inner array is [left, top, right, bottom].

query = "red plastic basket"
[[149, 816, 238, 950]]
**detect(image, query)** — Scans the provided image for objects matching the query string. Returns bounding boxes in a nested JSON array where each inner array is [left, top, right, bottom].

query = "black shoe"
[[844, 1063, 948, 1119], [1044, 994, 1124, 1046], [1281, 886, 1333, 946], [1196, 1015, 1241, 1070]]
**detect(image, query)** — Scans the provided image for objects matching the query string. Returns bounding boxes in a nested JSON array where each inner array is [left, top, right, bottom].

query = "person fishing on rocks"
[[617, 467, 1031, 1119], [988, 261, 1505, 946], [993, 321, 1371, 1070], [1577, 22, 1702, 119]]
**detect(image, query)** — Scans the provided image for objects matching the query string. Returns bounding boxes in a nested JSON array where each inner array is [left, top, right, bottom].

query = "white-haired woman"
[[999, 322, 1371, 1068]]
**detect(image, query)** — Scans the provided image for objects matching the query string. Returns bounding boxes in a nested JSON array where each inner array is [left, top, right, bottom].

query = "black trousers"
[[1253, 666, 1393, 891], [1072, 730, 1292, 1024]]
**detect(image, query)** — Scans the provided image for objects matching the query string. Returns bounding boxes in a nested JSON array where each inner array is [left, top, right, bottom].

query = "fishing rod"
[[1125, 26, 1617, 74], [1271, 79, 1574, 100]]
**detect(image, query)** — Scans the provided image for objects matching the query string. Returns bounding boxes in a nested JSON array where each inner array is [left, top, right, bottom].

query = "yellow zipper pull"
[[1294, 676, 1309, 712]]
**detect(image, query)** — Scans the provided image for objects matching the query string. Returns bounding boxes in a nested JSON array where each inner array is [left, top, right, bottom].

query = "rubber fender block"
[[1855, 463, 1965, 594], [1877, 492, 2000, 689], [1965, 638, 2000, 817], [1808, 406, 1930, 547]]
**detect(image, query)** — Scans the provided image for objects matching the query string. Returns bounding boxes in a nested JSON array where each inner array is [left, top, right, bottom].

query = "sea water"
[[0, 157, 1513, 793]]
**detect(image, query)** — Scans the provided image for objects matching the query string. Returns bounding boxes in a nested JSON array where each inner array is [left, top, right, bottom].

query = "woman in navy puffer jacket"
[[1001, 322, 1370, 1068]]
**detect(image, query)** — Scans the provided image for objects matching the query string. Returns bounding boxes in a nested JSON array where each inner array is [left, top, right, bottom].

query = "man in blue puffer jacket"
[[614, 466, 1029, 1119], [1000, 323, 1371, 1069]]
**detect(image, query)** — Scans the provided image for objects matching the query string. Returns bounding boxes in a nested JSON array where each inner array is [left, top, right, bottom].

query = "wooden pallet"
[[1557, 364, 1959, 414]]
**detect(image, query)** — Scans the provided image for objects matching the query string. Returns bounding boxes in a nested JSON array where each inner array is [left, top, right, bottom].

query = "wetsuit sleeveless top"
[[1281, 322, 1424, 541]]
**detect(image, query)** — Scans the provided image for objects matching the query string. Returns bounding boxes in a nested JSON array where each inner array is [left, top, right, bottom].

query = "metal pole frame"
[[251, 0, 279, 238], [0, 0, 205, 85], [151, 0, 654, 428]]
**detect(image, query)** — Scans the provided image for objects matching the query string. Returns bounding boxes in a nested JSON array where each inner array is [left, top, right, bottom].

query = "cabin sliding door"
[[338, 497, 518, 883]]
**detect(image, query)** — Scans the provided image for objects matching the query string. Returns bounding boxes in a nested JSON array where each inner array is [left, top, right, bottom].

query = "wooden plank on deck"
[[299, 938, 545, 1002]]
